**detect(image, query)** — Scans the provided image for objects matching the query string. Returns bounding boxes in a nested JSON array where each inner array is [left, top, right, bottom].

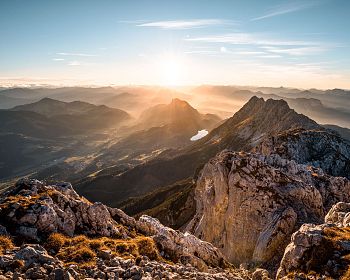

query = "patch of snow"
[[191, 129, 208, 141]]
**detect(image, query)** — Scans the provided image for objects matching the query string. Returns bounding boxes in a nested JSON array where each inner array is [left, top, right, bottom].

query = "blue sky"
[[1, 0, 349, 88]]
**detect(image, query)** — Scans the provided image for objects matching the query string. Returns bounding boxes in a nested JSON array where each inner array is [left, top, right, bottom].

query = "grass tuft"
[[44, 233, 162, 268], [0, 235, 14, 254]]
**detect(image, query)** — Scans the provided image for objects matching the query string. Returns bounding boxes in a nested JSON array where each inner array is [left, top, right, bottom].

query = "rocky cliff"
[[186, 150, 350, 267], [0, 179, 256, 280]]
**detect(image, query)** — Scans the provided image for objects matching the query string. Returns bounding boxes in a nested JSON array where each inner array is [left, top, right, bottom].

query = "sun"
[[157, 53, 186, 86]]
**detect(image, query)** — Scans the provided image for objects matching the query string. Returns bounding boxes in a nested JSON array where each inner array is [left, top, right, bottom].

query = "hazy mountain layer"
[[75, 97, 320, 207]]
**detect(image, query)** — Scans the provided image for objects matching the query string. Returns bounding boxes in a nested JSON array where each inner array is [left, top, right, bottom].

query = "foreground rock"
[[137, 215, 228, 270], [277, 202, 350, 279], [185, 149, 350, 268], [0, 179, 257, 279], [0, 244, 253, 280]]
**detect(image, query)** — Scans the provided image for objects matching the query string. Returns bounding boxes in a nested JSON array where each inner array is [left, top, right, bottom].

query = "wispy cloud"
[[261, 46, 327, 56], [137, 19, 234, 29], [185, 33, 331, 59], [185, 33, 318, 47], [251, 1, 318, 21], [56, 52, 98, 57], [258, 54, 282, 58], [219, 47, 266, 56], [235, 51, 266, 55], [52, 58, 65, 61], [184, 50, 218, 55]]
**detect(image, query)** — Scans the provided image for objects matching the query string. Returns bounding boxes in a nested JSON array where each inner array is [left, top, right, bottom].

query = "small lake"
[[190, 129, 208, 141]]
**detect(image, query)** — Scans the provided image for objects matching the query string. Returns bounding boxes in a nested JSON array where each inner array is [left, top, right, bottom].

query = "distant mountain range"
[[1, 85, 350, 128], [0, 98, 130, 140], [0, 98, 131, 181], [0, 96, 222, 184]]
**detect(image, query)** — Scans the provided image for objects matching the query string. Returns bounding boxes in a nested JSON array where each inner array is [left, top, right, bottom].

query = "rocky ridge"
[[254, 128, 350, 179], [0, 179, 257, 280], [186, 149, 350, 268]]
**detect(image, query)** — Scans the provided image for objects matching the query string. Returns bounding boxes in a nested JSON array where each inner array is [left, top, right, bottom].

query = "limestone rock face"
[[255, 128, 350, 179], [186, 150, 350, 266], [277, 202, 350, 279], [325, 202, 350, 226]]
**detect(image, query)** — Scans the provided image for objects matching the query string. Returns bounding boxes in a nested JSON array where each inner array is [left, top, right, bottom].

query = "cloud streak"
[[185, 33, 319, 47], [261, 46, 327, 56], [252, 1, 318, 21], [137, 19, 234, 29], [56, 52, 98, 57]]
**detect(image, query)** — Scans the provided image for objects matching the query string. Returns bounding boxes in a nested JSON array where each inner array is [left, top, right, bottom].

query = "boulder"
[[137, 215, 229, 270], [277, 202, 350, 279]]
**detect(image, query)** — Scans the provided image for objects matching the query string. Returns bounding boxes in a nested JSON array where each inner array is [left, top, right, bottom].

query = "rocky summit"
[[0, 179, 259, 280]]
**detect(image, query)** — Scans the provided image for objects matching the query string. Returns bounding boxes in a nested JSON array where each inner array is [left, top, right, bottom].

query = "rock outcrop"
[[137, 215, 228, 271], [277, 202, 350, 279], [255, 128, 350, 179], [0, 179, 258, 279], [0, 179, 125, 240], [185, 150, 350, 267]]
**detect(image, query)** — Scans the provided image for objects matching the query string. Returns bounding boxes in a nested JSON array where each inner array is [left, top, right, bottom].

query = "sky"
[[1, 0, 350, 89]]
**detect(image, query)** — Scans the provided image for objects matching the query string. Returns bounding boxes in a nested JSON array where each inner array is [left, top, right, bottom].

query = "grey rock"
[[137, 215, 228, 270], [186, 149, 350, 265]]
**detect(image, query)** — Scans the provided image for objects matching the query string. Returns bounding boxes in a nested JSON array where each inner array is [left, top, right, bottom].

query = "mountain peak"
[[201, 96, 320, 151], [169, 98, 194, 109], [244, 96, 290, 110], [234, 96, 296, 124], [137, 98, 221, 132]]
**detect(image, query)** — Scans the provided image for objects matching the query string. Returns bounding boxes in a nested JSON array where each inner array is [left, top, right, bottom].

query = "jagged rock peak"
[[204, 96, 321, 152], [234, 96, 319, 129]]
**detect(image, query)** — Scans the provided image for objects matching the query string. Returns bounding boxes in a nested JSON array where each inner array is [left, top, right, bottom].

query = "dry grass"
[[323, 227, 350, 280], [0, 235, 14, 254], [323, 227, 350, 241], [0, 188, 68, 212], [57, 245, 96, 267], [0, 194, 40, 210], [44, 233, 162, 268]]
